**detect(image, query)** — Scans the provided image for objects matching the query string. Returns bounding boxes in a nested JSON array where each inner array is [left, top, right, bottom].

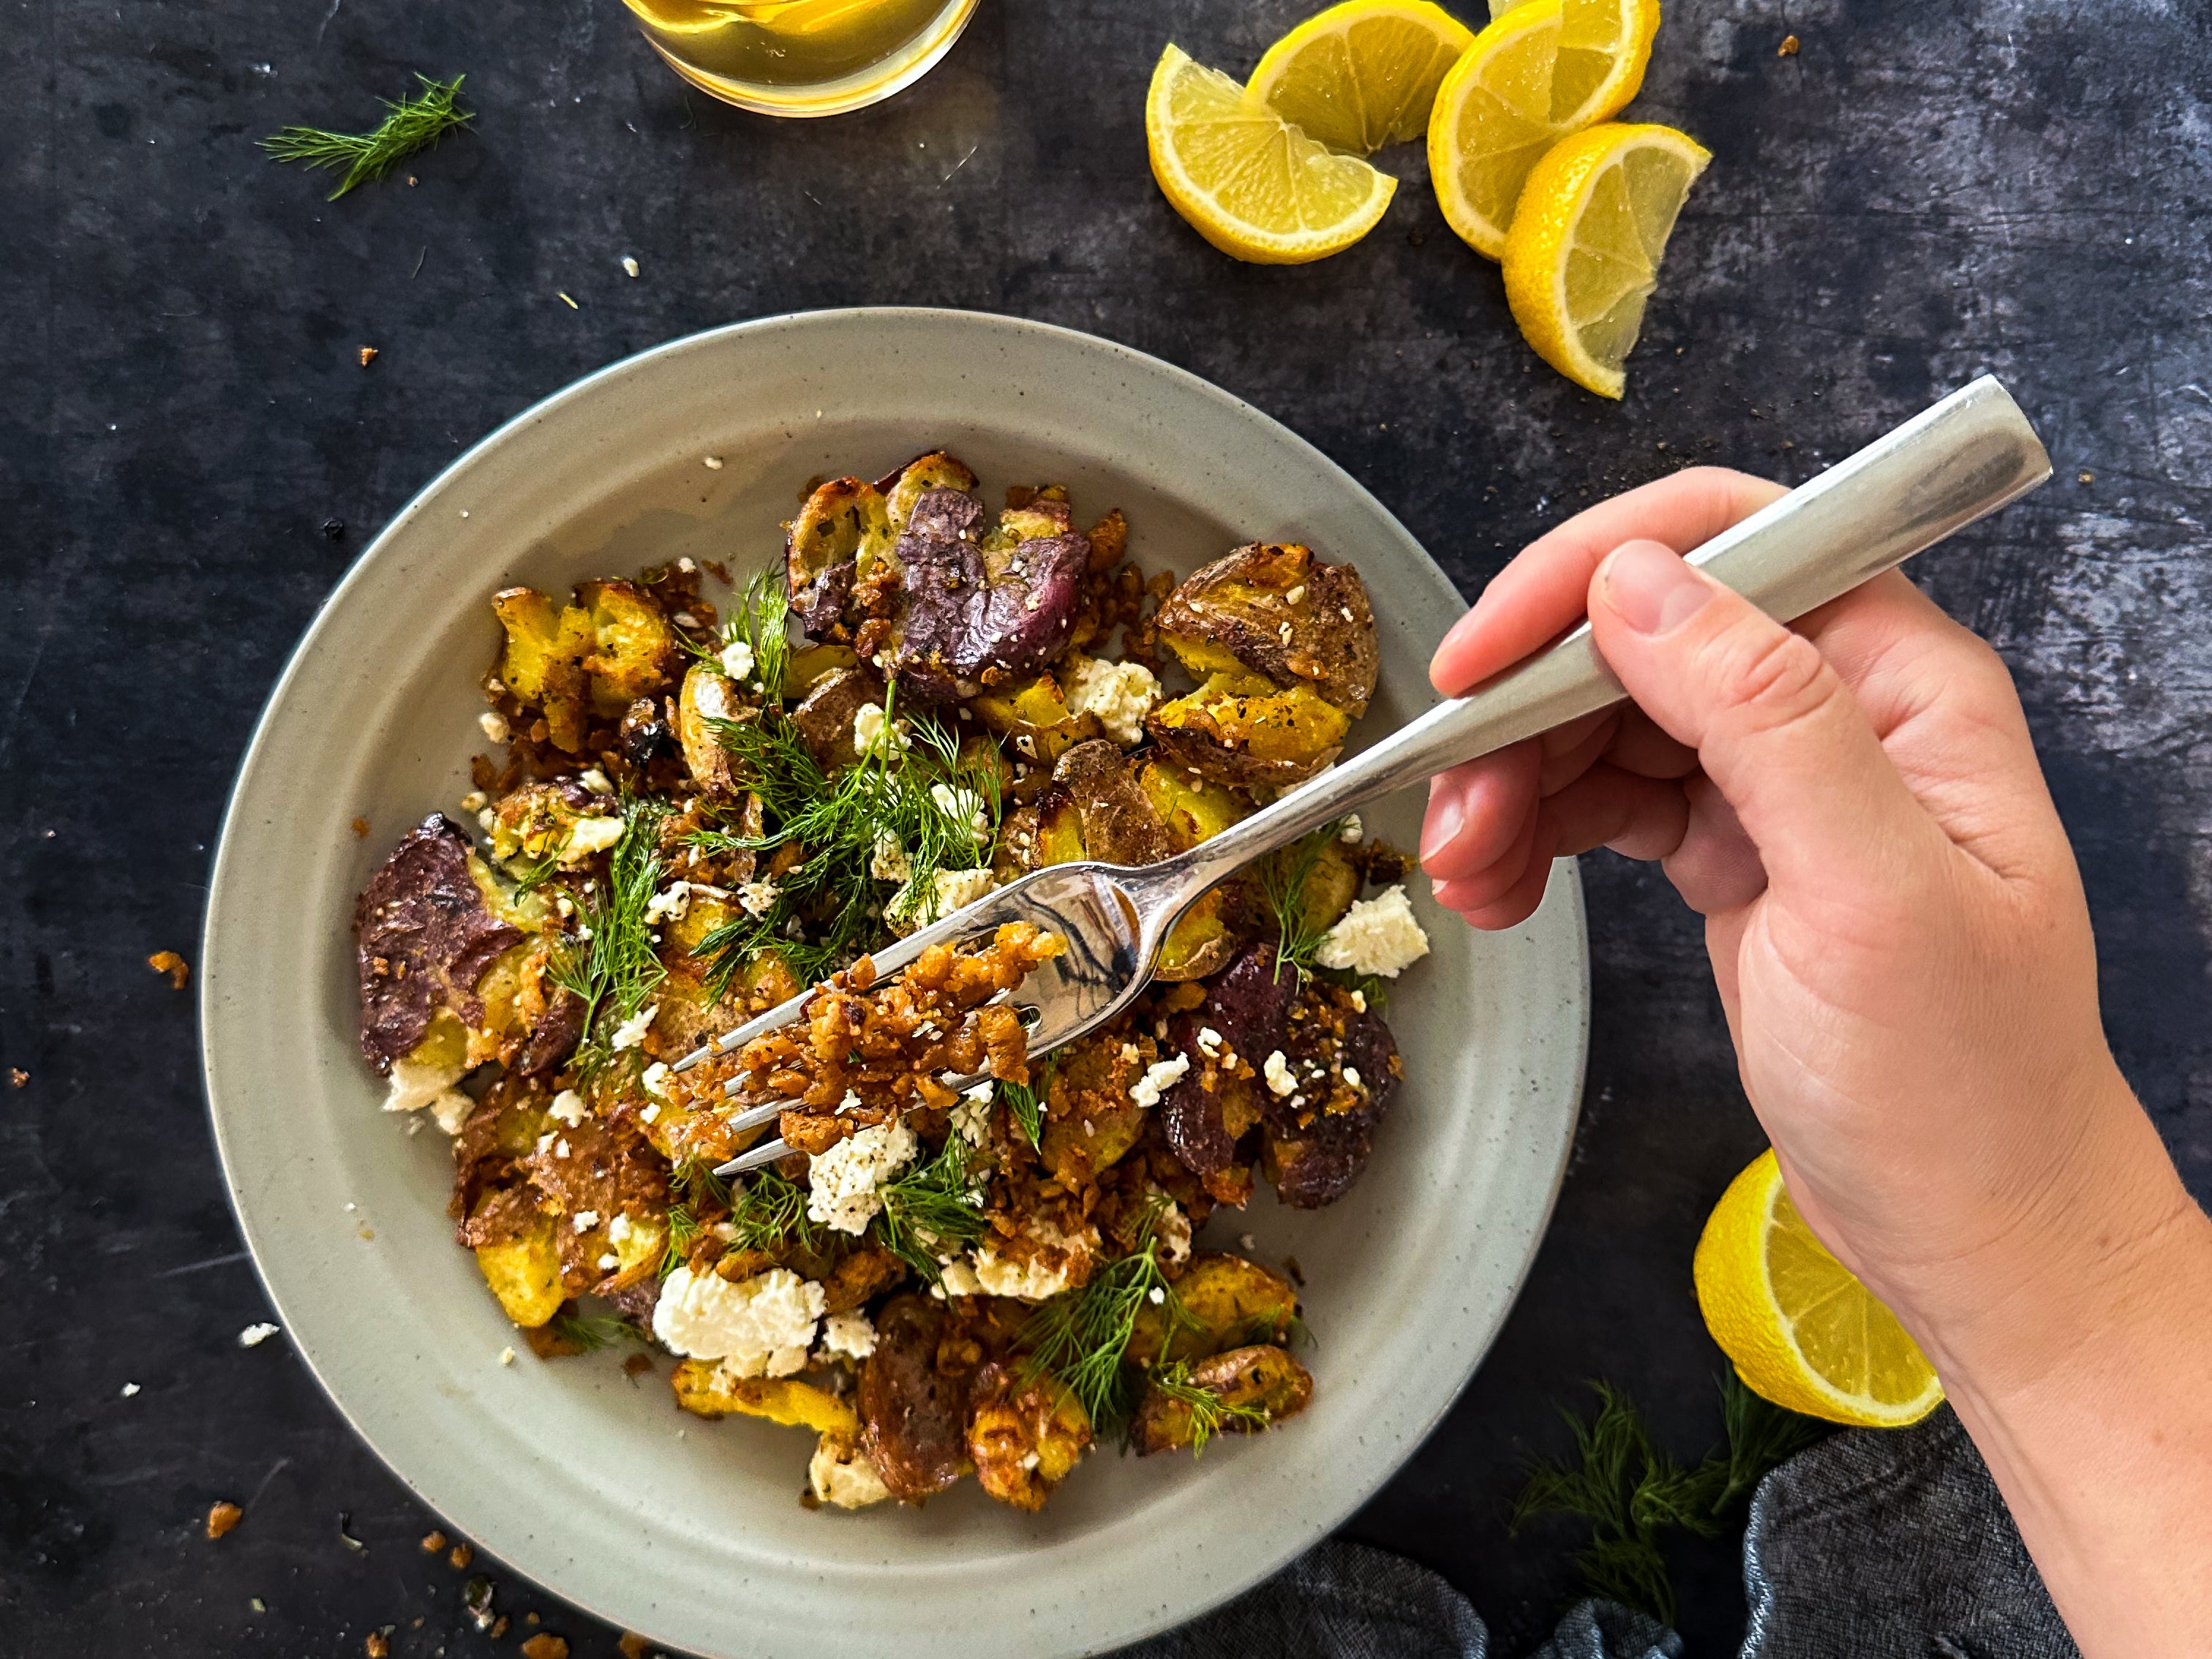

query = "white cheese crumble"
[[608, 1214, 641, 1249], [119, 1381, 140, 1398], [478, 710, 509, 744], [382, 1053, 473, 1136], [737, 877, 780, 917], [573, 1210, 601, 1231], [973, 1249, 1076, 1301], [579, 767, 614, 795], [930, 782, 992, 843], [560, 814, 625, 865], [1285, 584, 1306, 605], [500, 1346, 516, 1366], [1350, 989, 1367, 1012], [598, 1253, 620, 1271], [1128, 1052, 1191, 1109], [870, 835, 913, 884], [1196, 1026, 1224, 1058], [644, 881, 693, 925], [1339, 813, 1363, 844], [1343, 1066, 1362, 1090], [651, 1265, 824, 1375], [1263, 1050, 1297, 1097], [951, 1081, 996, 1147], [1315, 884, 1432, 978], [818, 1310, 877, 1361], [1154, 1197, 1192, 1265], [640, 1061, 671, 1098], [1061, 655, 1161, 746], [805, 1119, 920, 1235], [609, 1004, 658, 1050], [719, 637, 756, 682], [851, 702, 906, 753], [238, 1323, 280, 1348], [889, 865, 995, 930], [459, 790, 487, 813], [809, 1437, 892, 1509], [933, 1258, 985, 1299], [547, 1088, 587, 1126]]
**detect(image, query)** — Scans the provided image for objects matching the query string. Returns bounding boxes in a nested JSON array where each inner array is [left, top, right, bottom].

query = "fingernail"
[[1601, 541, 1712, 636], [1421, 780, 1464, 864]]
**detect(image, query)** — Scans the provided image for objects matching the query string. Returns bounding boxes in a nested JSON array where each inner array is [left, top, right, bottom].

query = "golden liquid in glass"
[[622, 0, 979, 116]]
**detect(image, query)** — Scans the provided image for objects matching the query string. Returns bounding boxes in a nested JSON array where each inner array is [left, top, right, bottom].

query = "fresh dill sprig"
[[998, 1058, 1055, 1150], [726, 1167, 820, 1255], [260, 74, 473, 201], [872, 1132, 989, 1283], [549, 795, 672, 1082], [728, 571, 792, 703], [658, 1203, 701, 1279], [1258, 818, 1350, 984], [551, 1311, 626, 1353], [670, 1155, 733, 1213], [1019, 1200, 1195, 1434], [688, 668, 1002, 992], [1148, 1360, 1273, 1456], [1510, 1373, 1830, 1625]]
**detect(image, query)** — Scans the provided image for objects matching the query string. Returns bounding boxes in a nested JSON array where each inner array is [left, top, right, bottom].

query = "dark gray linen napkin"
[[1110, 1406, 2078, 1659]]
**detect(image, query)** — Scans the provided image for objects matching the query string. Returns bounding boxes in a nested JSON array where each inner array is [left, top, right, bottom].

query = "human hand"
[[1419, 467, 2212, 1652]]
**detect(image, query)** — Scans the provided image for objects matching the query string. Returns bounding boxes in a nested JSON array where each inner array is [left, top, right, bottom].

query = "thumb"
[[1587, 539, 1935, 897]]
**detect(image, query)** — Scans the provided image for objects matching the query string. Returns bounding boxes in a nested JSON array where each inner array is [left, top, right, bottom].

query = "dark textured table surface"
[[7, 0, 2210, 1653]]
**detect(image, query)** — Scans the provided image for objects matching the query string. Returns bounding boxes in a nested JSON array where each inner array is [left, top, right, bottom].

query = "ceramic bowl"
[[202, 309, 1587, 1658]]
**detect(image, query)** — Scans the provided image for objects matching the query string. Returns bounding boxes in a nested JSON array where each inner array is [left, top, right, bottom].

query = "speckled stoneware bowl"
[[202, 309, 1587, 1658]]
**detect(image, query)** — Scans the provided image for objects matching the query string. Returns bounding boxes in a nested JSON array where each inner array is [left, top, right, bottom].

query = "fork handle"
[[1164, 375, 2052, 898]]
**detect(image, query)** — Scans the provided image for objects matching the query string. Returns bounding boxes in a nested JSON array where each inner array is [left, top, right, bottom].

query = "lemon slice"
[[1500, 121, 1707, 396], [1147, 44, 1398, 265], [1426, 0, 1661, 258], [1247, 0, 1476, 156], [1693, 1149, 1944, 1429]]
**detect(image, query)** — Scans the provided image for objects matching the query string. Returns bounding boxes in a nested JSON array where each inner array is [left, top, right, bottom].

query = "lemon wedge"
[[1693, 1149, 1945, 1429], [1426, 0, 1660, 258], [1248, 0, 1476, 156], [1147, 44, 1398, 265], [1500, 120, 1707, 396]]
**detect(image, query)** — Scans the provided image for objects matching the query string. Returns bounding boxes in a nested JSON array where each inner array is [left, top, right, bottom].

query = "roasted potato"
[[1137, 762, 1249, 851], [966, 1361, 1092, 1511], [1132, 1346, 1314, 1456], [1050, 741, 1233, 979], [809, 1432, 895, 1509], [1155, 542, 1380, 717], [671, 1362, 859, 1432], [789, 665, 887, 770], [576, 579, 680, 716], [886, 487, 1092, 701], [1037, 1028, 1150, 1186], [1146, 673, 1350, 790], [859, 1295, 974, 1500], [786, 475, 893, 634], [782, 640, 859, 698], [880, 451, 979, 533], [1128, 1252, 1299, 1368], [677, 662, 753, 795], [1260, 989, 1403, 1209], [356, 815, 527, 1073], [474, 1214, 565, 1328], [971, 672, 1102, 767], [492, 587, 594, 753], [1156, 941, 1295, 1175]]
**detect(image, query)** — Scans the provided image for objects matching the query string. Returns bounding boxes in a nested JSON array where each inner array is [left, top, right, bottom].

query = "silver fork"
[[692, 376, 2050, 1176]]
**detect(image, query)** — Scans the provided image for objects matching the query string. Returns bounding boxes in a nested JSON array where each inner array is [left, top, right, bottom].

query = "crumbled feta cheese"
[[1153, 1197, 1192, 1265], [818, 1310, 877, 1361], [573, 1210, 601, 1231], [1129, 1052, 1190, 1109], [598, 1253, 620, 1271], [677, 556, 695, 573], [382, 1053, 474, 1135], [933, 1258, 985, 1299], [809, 1437, 892, 1509], [702, 455, 723, 470], [930, 782, 991, 843], [579, 767, 614, 795], [1315, 884, 1432, 978], [476, 806, 497, 834], [608, 1214, 640, 1249], [1239, 1232, 1258, 1251], [1278, 622, 1293, 642], [1061, 655, 1161, 746], [805, 1119, 920, 1235], [851, 702, 906, 753], [889, 865, 995, 930], [1285, 584, 1306, 606], [1147, 1286, 1165, 1305], [641, 1061, 671, 1097], [1196, 1026, 1224, 1058], [1263, 1050, 1297, 1097], [950, 1083, 995, 1147], [459, 790, 488, 813], [644, 881, 693, 925], [547, 1088, 587, 1126], [971, 1244, 1075, 1301], [1350, 989, 1366, 1012], [535, 1132, 556, 1154], [238, 1323, 280, 1348], [651, 1265, 824, 1374], [500, 1346, 516, 1366], [1339, 813, 1363, 844], [642, 1102, 661, 1124], [737, 877, 780, 916], [719, 638, 755, 681], [870, 835, 913, 884], [559, 814, 625, 865], [118, 1380, 140, 1397], [674, 612, 699, 628], [609, 1004, 657, 1050], [1343, 1066, 1363, 1090], [836, 1088, 864, 1115], [478, 710, 510, 744], [555, 1138, 571, 1158]]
